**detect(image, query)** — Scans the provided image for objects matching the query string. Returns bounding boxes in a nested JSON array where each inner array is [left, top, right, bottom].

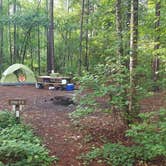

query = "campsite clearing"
[[0, 85, 165, 166]]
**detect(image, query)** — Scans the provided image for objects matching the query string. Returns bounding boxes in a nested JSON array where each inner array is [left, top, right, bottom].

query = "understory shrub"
[[82, 109, 166, 166], [72, 61, 129, 118], [0, 110, 56, 166], [126, 108, 166, 160], [0, 111, 16, 129]]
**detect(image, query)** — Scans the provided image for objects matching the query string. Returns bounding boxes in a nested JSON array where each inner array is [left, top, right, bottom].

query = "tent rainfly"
[[0, 64, 36, 85]]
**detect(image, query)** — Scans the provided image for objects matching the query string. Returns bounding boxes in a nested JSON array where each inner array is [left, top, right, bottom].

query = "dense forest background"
[[0, 0, 165, 76]]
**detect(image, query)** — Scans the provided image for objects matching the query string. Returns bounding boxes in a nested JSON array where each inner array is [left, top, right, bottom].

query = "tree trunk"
[[128, 0, 139, 123], [37, 25, 41, 75], [30, 47, 34, 71], [45, 0, 50, 74], [79, 0, 85, 75], [47, 0, 55, 73], [85, 0, 89, 71], [13, 0, 17, 63], [152, 0, 160, 91], [21, 28, 32, 64], [0, 0, 3, 74], [116, 0, 123, 61], [125, 0, 131, 68], [8, 0, 13, 64], [66, 0, 69, 12]]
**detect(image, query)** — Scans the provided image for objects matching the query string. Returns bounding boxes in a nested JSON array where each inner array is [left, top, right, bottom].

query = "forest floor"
[[0, 85, 166, 166]]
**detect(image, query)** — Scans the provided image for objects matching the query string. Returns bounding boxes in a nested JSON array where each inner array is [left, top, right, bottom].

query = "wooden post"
[[9, 99, 26, 123]]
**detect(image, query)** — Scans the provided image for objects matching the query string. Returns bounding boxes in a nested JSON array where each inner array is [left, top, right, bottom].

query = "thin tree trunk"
[[67, 31, 71, 64], [79, 0, 85, 75], [13, 0, 17, 63], [21, 32, 31, 64], [8, 0, 13, 64], [30, 47, 34, 71], [125, 0, 131, 68], [20, 27, 32, 63], [128, 0, 139, 123], [48, 0, 55, 73], [116, 0, 123, 61], [152, 0, 160, 91], [66, 0, 69, 12], [37, 25, 41, 75], [85, 0, 89, 71], [0, 0, 3, 74]]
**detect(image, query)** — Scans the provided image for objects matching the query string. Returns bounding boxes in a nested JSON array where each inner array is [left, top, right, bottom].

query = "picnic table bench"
[[36, 76, 71, 89]]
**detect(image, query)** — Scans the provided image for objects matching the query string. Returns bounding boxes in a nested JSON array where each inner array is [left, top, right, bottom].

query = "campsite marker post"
[[9, 99, 26, 123]]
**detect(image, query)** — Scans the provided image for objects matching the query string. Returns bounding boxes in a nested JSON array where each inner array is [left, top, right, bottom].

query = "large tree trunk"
[[79, 0, 85, 75], [47, 0, 55, 73], [128, 0, 139, 123], [45, 0, 50, 74], [0, 0, 3, 74], [152, 0, 160, 91], [116, 0, 123, 60]]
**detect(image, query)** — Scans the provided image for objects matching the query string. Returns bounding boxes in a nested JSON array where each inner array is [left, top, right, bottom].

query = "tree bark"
[[85, 0, 89, 71], [13, 0, 17, 63], [128, 0, 139, 122], [45, 0, 50, 74], [116, 0, 123, 61], [0, 0, 3, 74], [79, 0, 85, 75], [152, 0, 160, 91], [37, 25, 41, 75], [30, 47, 34, 71], [20, 27, 32, 64], [8, 0, 13, 64], [47, 0, 55, 73], [125, 0, 131, 68]]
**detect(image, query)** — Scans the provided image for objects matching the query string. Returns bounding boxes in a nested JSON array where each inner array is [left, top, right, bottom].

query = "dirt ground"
[[0, 85, 166, 166]]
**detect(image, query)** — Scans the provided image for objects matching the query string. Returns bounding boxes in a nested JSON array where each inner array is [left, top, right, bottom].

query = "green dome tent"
[[0, 64, 36, 85]]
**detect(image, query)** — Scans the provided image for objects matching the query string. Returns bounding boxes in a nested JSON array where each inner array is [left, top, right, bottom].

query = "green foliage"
[[81, 147, 101, 164], [0, 125, 40, 144], [82, 144, 137, 166], [70, 105, 94, 118], [0, 111, 17, 129], [82, 109, 166, 165], [102, 143, 135, 166], [72, 58, 129, 118], [126, 108, 166, 160], [0, 111, 56, 165], [0, 140, 54, 166]]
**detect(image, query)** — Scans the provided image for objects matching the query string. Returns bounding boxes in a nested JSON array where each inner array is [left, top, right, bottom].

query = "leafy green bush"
[[0, 125, 40, 144], [0, 111, 56, 165], [102, 143, 135, 166], [126, 108, 166, 160], [0, 111, 16, 129], [82, 109, 166, 166], [72, 61, 129, 118], [0, 140, 54, 166], [82, 144, 137, 166]]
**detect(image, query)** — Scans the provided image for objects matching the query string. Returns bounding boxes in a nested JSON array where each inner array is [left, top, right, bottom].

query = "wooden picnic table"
[[36, 76, 71, 89]]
